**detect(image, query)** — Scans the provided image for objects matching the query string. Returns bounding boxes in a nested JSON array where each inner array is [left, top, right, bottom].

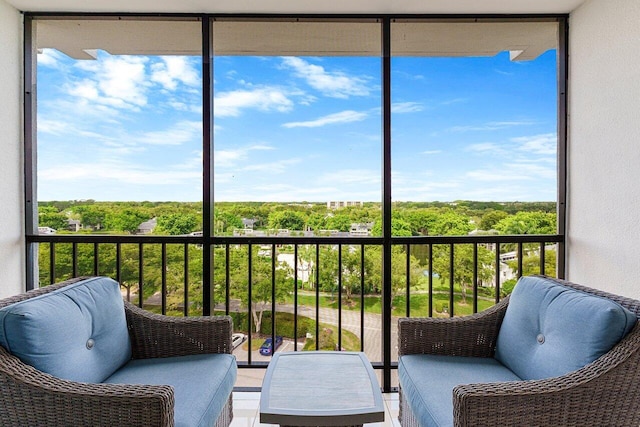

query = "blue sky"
[[37, 47, 557, 203]]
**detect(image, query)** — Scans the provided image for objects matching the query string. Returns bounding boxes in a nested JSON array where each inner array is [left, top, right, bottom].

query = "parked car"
[[232, 333, 247, 349], [259, 336, 283, 356]]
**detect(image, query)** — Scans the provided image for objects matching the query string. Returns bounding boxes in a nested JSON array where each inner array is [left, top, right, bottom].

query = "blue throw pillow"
[[0, 277, 132, 383], [495, 276, 637, 380]]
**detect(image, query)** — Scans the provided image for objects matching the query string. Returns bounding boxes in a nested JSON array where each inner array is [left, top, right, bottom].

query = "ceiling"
[[7, 0, 587, 14], [37, 19, 559, 60]]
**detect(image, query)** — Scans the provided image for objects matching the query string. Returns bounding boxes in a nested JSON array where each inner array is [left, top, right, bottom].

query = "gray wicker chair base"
[[0, 277, 235, 427], [397, 276, 640, 427]]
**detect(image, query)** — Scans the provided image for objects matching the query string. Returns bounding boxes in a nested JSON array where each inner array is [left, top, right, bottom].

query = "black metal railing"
[[27, 233, 563, 389]]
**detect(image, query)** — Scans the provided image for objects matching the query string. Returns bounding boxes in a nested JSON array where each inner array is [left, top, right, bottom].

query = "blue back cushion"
[[495, 276, 637, 380], [0, 277, 132, 383]]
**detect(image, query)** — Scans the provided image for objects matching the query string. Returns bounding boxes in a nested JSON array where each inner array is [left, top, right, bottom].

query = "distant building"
[[242, 218, 257, 229], [67, 219, 82, 232], [38, 226, 56, 234], [349, 222, 373, 236], [136, 218, 157, 235], [327, 201, 363, 210]]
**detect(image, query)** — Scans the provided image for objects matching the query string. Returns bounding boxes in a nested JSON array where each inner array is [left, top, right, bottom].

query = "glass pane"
[[391, 20, 559, 236], [36, 18, 202, 218], [212, 19, 382, 237]]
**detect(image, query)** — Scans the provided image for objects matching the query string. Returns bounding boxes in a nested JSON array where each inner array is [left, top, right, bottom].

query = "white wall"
[[567, 0, 640, 298], [0, 0, 25, 297]]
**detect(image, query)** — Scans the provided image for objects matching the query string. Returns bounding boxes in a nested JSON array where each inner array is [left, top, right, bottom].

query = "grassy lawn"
[[286, 285, 497, 318]]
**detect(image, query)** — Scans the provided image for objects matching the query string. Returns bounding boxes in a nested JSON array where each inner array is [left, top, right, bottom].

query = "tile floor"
[[230, 392, 401, 427]]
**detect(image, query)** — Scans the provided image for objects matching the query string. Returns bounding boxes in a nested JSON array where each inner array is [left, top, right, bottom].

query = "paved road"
[[233, 303, 398, 365]]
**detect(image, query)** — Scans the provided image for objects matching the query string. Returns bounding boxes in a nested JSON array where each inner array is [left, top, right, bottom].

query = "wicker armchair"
[[398, 276, 640, 427], [0, 277, 234, 427]]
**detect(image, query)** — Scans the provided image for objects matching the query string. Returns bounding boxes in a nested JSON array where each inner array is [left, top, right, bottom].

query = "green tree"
[[361, 246, 423, 305], [431, 244, 494, 305], [157, 213, 198, 235], [371, 218, 413, 237], [268, 210, 306, 231], [38, 206, 67, 230], [495, 211, 557, 235], [228, 246, 293, 334], [432, 211, 474, 236], [214, 210, 243, 234], [325, 214, 352, 232], [75, 205, 106, 230], [479, 210, 508, 231], [399, 209, 441, 235], [104, 209, 150, 234]]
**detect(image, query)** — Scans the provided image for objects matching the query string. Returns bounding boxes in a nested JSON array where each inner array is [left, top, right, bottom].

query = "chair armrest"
[[452, 323, 640, 427], [398, 297, 509, 358], [125, 302, 233, 359], [0, 347, 174, 427]]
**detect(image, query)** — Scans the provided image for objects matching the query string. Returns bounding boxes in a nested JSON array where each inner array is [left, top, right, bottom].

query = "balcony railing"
[[27, 233, 563, 390]]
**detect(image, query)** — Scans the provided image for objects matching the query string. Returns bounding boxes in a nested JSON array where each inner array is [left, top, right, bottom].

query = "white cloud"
[[513, 133, 557, 155], [37, 49, 64, 68], [421, 150, 442, 155], [392, 102, 424, 113], [440, 97, 468, 106], [281, 57, 370, 99], [242, 158, 302, 173], [151, 56, 200, 91], [68, 55, 149, 110], [38, 119, 72, 135], [214, 87, 294, 117], [68, 80, 100, 100], [448, 120, 535, 133], [214, 144, 275, 168], [135, 120, 202, 146], [39, 161, 200, 186], [318, 169, 380, 186], [466, 142, 505, 155], [465, 169, 532, 182], [282, 110, 368, 128]]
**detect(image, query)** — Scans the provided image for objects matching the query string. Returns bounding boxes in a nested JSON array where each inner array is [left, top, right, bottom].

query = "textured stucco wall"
[[567, 0, 640, 298], [0, 0, 24, 297]]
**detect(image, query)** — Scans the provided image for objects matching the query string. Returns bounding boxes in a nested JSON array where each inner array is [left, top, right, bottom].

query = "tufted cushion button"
[[86, 338, 95, 350], [536, 334, 545, 344]]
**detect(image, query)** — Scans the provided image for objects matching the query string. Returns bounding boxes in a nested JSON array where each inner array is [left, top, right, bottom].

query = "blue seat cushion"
[[398, 354, 521, 427], [104, 354, 237, 427], [495, 276, 637, 380], [0, 277, 132, 383]]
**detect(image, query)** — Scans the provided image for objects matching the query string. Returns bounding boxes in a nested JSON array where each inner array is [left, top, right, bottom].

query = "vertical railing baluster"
[[93, 243, 99, 276], [540, 242, 546, 276], [247, 243, 252, 365], [184, 243, 189, 317], [271, 243, 276, 354], [225, 244, 230, 315], [161, 243, 167, 315], [49, 242, 55, 285], [405, 244, 410, 317], [116, 243, 121, 284], [495, 243, 501, 303], [294, 244, 298, 351], [315, 243, 320, 351], [428, 244, 433, 318], [338, 244, 342, 351], [473, 243, 478, 314], [360, 244, 365, 353], [449, 243, 454, 318], [138, 243, 144, 308], [517, 242, 523, 279], [72, 242, 78, 278]]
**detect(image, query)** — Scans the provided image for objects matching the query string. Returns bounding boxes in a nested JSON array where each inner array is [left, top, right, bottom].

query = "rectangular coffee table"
[[260, 351, 384, 426]]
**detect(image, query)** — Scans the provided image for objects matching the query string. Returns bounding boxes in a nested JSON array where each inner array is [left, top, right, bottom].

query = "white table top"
[[260, 351, 385, 426]]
